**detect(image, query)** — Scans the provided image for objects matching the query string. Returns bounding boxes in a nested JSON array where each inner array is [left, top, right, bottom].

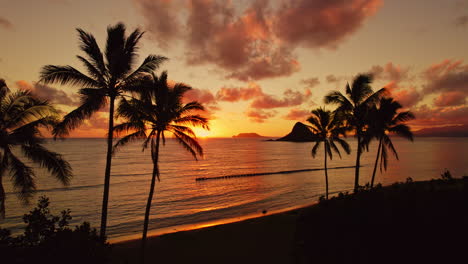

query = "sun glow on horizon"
[[193, 127, 212, 138]]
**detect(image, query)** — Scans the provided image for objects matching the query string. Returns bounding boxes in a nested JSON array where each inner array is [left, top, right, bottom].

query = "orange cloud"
[[15, 80, 79, 106], [274, 0, 382, 48], [283, 108, 310, 121], [136, 0, 382, 81], [0, 17, 13, 30], [250, 89, 309, 109], [433, 91, 466, 107], [301, 78, 320, 89], [216, 83, 264, 102], [245, 109, 277, 123]]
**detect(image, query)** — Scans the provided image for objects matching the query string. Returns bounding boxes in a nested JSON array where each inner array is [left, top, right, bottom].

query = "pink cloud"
[[216, 83, 264, 102], [423, 59, 468, 94], [433, 91, 467, 107], [135, 0, 382, 81], [250, 89, 309, 109], [369, 62, 410, 84], [274, 0, 382, 48], [246, 109, 277, 123], [301, 77, 320, 89], [184, 88, 219, 119], [387, 85, 422, 108], [454, 15, 468, 28], [283, 108, 310, 121], [15, 80, 79, 106], [0, 17, 13, 30], [133, 0, 181, 49], [409, 105, 468, 128]]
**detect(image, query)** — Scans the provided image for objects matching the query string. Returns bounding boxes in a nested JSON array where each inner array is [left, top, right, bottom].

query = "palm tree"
[[365, 97, 414, 188], [324, 74, 386, 193], [39, 23, 167, 238], [113, 71, 209, 262], [308, 108, 350, 199], [0, 79, 72, 218]]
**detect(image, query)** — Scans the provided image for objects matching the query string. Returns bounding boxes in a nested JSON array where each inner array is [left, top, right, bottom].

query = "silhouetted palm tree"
[[308, 108, 350, 199], [0, 79, 72, 218], [113, 71, 209, 263], [324, 74, 386, 192], [39, 23, 167, 238], [365, 97, 414, 188]]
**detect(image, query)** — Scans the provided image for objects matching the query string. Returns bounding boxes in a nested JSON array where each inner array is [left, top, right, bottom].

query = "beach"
[[111, 178, 468, 264], [111, 204, 304, 264]]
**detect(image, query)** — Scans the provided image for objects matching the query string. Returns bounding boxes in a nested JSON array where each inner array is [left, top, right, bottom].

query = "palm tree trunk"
[[324, 144, 329, 200], [354, 133, 361, 193], [141, 131, 161, 264], [370, 138, 383, 188], [100, 96, 115, 239]]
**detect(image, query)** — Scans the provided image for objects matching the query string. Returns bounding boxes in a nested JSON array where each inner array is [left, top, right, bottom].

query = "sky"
[[1, 0, 468, 138]]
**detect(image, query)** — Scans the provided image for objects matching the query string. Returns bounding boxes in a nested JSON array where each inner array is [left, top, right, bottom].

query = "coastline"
[[109, 200, 318, 244], [111, 178, 467, 264], [111, 200, 308, 264]]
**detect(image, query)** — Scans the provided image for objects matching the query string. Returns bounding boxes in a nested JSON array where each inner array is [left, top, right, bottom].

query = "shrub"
[[0, 196, 110, 264]]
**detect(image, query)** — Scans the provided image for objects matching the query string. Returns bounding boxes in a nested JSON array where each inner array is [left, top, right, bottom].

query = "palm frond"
[[76, 55, 106, 84], [334, 137, 351, 154], [383, 134, 398, 160], [7, 151, 36, 203], [113, 129, 147, 154], [351, 74, 373, 104], [124, 55, 168, 84], [389, 124, 414, 141], [0, 78, 10, 101], [172, 129, 203, 160], [53, 88, 107, 138], [311, 141, 321, 158], [105, 23, 127, 79], [392, 111, 415, 124], [76, 28, 106, 76], [329, 140, 342, 159], [324, 91, 353, 112], [21, 144, 72, 185], [39, 65, 100, 88], [173, 115, 209, 129]]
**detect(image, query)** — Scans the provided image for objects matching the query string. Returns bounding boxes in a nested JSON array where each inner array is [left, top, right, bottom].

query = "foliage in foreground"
[[301, 171, 468, 264], [0, 196, 110, 264]]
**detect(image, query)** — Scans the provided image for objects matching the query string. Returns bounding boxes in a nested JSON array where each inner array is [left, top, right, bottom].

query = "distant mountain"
[[276, 122, 318, 142], [232, 133, 264, 138], [414, 125, 468, 137]]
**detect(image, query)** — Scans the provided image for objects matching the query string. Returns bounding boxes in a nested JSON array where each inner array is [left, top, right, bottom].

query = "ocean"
[[2, 137, 468, 241]]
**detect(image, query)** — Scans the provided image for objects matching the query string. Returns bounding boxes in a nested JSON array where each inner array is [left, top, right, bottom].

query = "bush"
[[0, 196, 110, 264]]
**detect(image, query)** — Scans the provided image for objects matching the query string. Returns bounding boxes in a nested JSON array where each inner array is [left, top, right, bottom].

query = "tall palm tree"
[[113, 71, 209, 262], [324, 74, 386, 193], [365, 97, 414, 188], [39, 23, 167, 238], [0, 79, 72, 218], [308, 108, 350, 199]]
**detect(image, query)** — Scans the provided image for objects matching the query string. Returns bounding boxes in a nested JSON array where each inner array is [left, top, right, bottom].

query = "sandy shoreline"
[[109, 200, 318, 244], [110, 201, 312, 263]]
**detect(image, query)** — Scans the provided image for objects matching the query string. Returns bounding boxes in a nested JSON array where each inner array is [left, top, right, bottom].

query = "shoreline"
[[109, 200, 319, 244], [110, 188, 353, 244], [110, 178, 467, 264]]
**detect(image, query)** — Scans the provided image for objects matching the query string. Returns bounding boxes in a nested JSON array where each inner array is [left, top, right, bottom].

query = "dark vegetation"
[[295, 174, 468, 264], [111, 173, 468, 264], [0, 196, 110, 264]]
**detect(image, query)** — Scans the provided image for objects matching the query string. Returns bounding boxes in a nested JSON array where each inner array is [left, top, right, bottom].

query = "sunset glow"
[[1, 0, 467, 138]]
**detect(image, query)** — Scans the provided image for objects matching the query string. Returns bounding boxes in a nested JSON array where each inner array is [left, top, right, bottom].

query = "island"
[[232, 133, 264, 138], [276, 122, 319, 142]]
